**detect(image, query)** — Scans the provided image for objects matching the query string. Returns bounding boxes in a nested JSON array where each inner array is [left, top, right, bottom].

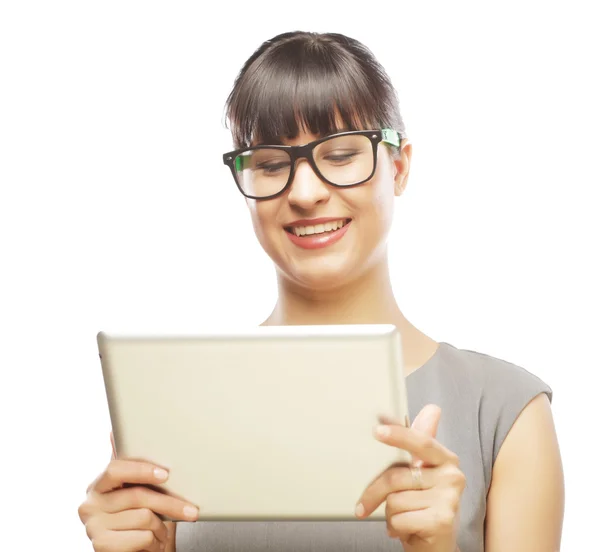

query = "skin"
[[79, 126, 564, 551], [78, 435, 191, 552], [256, 127, 440, 375]]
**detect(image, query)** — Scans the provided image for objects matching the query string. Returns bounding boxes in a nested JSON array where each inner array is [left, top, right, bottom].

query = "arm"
[[485, 393, 564, 551]]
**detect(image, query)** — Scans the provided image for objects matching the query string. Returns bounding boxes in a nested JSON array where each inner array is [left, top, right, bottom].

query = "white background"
[[1, 1, 598, 550]]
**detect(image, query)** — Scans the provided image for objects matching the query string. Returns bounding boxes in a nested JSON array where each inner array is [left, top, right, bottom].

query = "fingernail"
[[183, 505, 199, 520], [160, 543, 165, 551], [355, 503, 365, 518], [154, 468, 169, 481], [375, 425, 391, 438]]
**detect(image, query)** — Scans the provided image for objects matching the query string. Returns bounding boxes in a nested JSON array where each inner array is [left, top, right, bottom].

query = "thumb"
[[411, 404, 441, 437]]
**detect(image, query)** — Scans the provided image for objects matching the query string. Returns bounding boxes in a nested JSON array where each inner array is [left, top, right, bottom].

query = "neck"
[[266, 257, 402, 325], [262, 256, 439, 374]]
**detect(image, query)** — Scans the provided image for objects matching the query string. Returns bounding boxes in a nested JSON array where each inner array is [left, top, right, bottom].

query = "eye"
[[323, 150, 359, 163], [256, 161, 290, 175]]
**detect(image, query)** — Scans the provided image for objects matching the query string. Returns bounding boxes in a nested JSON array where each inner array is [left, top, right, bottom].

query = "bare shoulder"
[[485, 393, 564, 551]]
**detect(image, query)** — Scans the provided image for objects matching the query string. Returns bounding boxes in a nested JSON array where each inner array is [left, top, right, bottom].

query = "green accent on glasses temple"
[[381, 128, 400, 147]]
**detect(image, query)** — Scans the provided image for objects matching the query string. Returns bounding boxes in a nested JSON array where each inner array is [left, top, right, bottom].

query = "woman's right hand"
[[78, 436, 200, 551]]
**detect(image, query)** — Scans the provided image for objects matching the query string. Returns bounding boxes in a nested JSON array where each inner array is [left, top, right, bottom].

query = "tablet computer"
[[97, 324, 412, 521]]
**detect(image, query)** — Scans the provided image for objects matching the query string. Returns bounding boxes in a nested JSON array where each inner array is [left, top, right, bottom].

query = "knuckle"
[[130, 485, 146, 505], [447, 450, 460, 466], [388, 467, 405, 489], [139, 507, 155, 526], [77, 502, 89, 523], [140, 529, 156, 547], [78, 495, 96, 523], [387, 522, 403, 541], [434, 508, 455, 531], [389, 513, 407, 535], [91, 535, 110, 552], [85, 516, 101, 540], [137, 462, 151, 478], [105, 461, 118, 480], [386, 491, 402, 511], [444, 488, 461, 512], [420, 435, 436, 452], [446, 465, 466, 488]]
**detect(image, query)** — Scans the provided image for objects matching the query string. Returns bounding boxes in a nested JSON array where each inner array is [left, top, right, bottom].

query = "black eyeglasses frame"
[[222, 128, 404, 200]]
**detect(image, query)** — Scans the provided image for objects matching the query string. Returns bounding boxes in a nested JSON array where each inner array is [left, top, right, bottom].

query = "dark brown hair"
[[224, 31, 406, 149]]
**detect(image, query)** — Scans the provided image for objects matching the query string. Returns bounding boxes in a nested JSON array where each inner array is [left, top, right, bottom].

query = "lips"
[[284, 218, 352, 250]]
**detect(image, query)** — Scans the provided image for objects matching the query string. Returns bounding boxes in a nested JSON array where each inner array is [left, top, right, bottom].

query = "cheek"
[[363, 167, 396, 230], [340, 184, 393, 256], [248, 201, 280, 246]]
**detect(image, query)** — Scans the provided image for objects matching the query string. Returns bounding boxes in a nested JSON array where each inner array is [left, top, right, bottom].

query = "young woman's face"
[[245, 128, 411, 291]]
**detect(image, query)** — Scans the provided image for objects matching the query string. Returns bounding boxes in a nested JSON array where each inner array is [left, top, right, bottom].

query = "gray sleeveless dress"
[[175, 341, 552, 552]]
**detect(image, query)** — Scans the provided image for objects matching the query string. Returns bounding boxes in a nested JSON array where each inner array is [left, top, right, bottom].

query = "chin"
[[277, 253, 363, 292]]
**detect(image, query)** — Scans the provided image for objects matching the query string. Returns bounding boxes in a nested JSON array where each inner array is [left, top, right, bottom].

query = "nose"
[[286, 159, 330, 209]]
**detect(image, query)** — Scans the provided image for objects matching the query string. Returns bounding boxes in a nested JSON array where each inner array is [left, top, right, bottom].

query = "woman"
[[78, 31, 564, 551]]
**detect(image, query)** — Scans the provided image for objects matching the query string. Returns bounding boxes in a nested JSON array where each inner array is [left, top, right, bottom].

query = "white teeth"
[[291, 219, 347, 237]]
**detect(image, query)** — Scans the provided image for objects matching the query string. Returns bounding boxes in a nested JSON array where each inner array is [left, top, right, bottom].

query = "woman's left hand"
[[355, 405, 466, 552]]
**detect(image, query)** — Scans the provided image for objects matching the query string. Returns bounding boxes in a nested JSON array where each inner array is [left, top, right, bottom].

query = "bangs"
[[225, 41, 395, 148]]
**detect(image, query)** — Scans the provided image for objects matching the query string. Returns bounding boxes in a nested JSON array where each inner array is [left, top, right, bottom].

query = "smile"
[[285, 219, 350, 237], [284, 218, 352, 250]]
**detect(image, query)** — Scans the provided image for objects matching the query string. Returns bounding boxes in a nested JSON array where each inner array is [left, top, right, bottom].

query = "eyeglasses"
[[222, 128, 404, 200]]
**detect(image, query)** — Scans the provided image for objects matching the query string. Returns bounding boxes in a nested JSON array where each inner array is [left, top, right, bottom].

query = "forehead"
[[253, 112, 367, 147], [267, 129, 357, 147]]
